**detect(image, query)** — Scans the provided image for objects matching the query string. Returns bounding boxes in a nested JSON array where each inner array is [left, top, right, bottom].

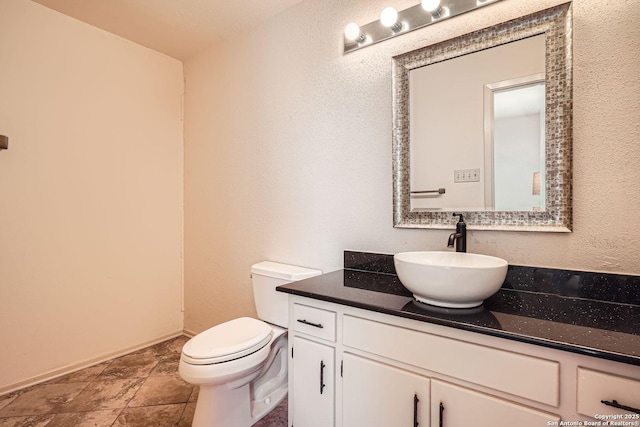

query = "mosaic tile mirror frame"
[[392, 3, 573, 232]]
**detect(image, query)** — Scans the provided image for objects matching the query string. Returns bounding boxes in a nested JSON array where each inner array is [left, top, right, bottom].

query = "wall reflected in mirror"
[[409, 34, 546, 212]]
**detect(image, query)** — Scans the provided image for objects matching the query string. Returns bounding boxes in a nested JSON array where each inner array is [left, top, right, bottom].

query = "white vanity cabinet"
[[431, 380, 558, 427], [287, 296, 640, 427], [291, 336, 335, 427], [289, 303, 337, 427], [342, 353, 430, 427], [576, 368, 640, 419]]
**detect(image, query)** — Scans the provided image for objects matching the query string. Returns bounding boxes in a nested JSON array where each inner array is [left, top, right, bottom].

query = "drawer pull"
[[413, 394, 419, 427], [320, 361, 326, 394], [601, 400, 640, 414], [439, 402, 445, 427], [297, 319, 324, 328]]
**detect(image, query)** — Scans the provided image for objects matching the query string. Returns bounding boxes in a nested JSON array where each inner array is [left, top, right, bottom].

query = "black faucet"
[[447, 213, 467, 253]]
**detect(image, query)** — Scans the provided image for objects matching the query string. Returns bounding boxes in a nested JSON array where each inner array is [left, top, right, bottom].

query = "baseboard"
[[182, 328, 197, 338], [0, 330, 185, 397]]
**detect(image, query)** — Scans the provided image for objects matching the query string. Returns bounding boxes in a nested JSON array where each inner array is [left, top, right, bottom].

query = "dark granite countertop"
[[276, 252, 640, 366]]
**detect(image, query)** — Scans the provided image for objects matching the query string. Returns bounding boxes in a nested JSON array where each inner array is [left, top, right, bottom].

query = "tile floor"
[[0, 335, 288, 427]]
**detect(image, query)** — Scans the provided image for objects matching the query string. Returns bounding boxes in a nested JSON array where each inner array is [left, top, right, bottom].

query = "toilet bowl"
[[179, 262, 321, 427]]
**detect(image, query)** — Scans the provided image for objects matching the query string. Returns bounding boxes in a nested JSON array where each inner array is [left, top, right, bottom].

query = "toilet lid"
[[182, 317, 273, 363]]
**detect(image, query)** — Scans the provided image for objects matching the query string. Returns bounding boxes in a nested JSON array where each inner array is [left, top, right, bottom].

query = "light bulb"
[[344, 23, 364, 42], [421, 0, 441, 12], [380, 7, 399, 28]]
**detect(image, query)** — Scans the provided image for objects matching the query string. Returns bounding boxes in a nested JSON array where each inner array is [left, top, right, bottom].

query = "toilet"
[[179, 261, 321, 427]]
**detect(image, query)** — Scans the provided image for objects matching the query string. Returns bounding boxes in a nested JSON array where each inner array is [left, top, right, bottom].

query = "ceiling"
[[31, 0, 305, 61]]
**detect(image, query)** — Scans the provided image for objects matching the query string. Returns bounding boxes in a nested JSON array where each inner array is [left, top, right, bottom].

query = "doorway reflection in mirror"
[[488, 79, 546, 212]]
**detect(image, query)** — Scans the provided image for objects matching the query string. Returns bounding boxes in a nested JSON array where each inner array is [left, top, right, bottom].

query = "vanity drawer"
[[343, 315, 559, 406], [293, 304, 336, 342], [577, 368, 640, 418]]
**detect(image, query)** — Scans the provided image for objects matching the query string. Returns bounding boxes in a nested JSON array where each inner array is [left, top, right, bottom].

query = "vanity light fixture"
[[422, 0, 444, 18], [343, 0, 502, 54], [380, 7, 403, 32], [344, 23, 366, 43]]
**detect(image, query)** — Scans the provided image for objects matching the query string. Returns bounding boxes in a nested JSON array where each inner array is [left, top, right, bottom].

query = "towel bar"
[[410, 188, 445, 195]]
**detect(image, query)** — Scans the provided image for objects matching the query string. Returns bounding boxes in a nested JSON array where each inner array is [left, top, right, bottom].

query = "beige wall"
[[183, 0, 640, 333], [0, 0, 184, 392]]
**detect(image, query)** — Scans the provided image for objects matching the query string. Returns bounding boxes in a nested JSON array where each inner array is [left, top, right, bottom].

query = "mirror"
[[392, 3, 572, 231], [410, 35, 545, 212]]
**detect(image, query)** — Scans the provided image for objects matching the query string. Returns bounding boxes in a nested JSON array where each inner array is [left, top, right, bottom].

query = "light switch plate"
[[454, 168, 480, 183]]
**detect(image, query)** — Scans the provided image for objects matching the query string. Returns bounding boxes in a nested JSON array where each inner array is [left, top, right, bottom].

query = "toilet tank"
[[251, 261, 322, 328]]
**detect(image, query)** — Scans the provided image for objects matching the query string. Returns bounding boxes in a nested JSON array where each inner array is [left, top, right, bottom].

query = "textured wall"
[[183, 0, 640, 333], [0, 0, 184, 392]]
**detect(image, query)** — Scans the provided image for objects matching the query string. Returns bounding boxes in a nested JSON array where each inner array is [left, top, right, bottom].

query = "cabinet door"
[[577, 368, 640, 418], [431, 380, 559, 427], [342, 353, 430, 427], [292, 336, 335, 427]]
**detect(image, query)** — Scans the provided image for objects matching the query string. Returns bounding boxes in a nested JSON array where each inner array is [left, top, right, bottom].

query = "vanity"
[[277, 252, 640, 427], [291, 2, 639, 425]]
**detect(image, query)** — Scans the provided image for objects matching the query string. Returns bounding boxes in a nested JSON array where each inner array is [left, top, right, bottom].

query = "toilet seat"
[[182, 317, 273, 365]]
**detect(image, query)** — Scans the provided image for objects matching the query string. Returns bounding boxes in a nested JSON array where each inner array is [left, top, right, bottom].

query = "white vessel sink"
[[394, 251, 508, 308]]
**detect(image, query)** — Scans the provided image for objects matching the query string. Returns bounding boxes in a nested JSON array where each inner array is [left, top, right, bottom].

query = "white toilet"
[[179, 261, 321, 427]]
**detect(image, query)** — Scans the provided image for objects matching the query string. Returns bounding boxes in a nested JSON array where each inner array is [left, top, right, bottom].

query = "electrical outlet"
[[454, 168, 480, 183]]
